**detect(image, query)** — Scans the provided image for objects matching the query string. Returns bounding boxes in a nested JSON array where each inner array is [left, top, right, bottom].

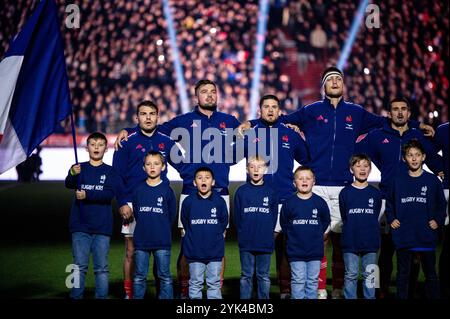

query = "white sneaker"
[[318, 289, 328, 299], [331, 289, 344, 299]]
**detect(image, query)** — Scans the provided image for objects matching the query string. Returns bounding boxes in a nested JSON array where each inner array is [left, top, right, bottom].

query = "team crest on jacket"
[[157, 196, 163, 207], [211, 207, 217, 217], [368, 198, 374, 208], [100, 175, 106, 184], [421, 186, 427, 196], [282, 135, 290, 149], [263, 196, 269, 207], [158, 143, 165, 150], [345, 115, 353, 130]]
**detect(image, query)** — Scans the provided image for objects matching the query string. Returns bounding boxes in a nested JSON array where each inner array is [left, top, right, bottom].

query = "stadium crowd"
[[0, 0, 448, 133]]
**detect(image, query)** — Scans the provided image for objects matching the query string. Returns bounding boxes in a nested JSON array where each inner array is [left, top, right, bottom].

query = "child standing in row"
[[132, 151, 177, 299], [234, 156, 278, 299], [181, 167, 228, 299], [339, 154, 382, 299], [280, 166, 330, 299], [386, 139, 446, 299], [65, 132, 128, 299]]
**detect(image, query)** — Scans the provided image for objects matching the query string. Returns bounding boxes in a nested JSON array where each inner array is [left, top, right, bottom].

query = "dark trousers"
[[275, 233, 291, 294], [396, 249, 439, 299], [439, 224, 449, 298]]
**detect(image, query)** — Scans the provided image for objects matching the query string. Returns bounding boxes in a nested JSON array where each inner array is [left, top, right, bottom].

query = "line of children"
[[339, 154, 382, 299], [280, 166, 331, 299], [234, 156, 279, 299], [67, 132, 446, 299], [132, 151, 177, 299], [65, 132, 128, 299], [180, 167, 229, 299], [386, 139, 447, 299]]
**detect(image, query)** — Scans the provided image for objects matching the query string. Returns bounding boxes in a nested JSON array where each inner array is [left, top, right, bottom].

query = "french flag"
[[0, 0, 72, 174]]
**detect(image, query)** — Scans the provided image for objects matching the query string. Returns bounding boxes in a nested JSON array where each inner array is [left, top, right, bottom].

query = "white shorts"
[[121, 202, 136, 237], [379, 199, 389, 234], [445, 189, 449, 226], [177, 193, 230, 231], [274, 204, 283, 233], [313, 185, 344, 233]]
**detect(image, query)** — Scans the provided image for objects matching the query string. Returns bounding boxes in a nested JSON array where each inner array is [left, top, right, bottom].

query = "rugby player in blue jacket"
[[112, 100, 184, 299], [114, 80, 240, 298], [240, 66, 435, 299], [65, 132, 128, 299], [355, 97, 443, 298]]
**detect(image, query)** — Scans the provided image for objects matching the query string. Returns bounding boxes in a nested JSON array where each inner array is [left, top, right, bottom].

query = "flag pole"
[[69, 110, 81, 191]]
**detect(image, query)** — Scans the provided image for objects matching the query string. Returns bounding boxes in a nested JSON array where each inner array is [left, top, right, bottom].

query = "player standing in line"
[[112, 100, 184, 299]]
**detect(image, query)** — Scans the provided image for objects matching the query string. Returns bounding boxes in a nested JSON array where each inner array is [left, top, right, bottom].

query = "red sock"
[[124, 280, 133, 299], [318, 255, 328, 289]]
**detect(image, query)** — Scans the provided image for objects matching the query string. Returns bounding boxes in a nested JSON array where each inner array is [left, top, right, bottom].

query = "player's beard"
[[199, 102, 217, 111]]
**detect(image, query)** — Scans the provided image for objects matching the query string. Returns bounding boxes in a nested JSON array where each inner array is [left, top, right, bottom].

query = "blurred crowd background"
[[1, 0, 448, 135]]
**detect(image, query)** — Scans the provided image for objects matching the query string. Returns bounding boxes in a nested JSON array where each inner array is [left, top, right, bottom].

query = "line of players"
[[65, 67, 449, 299]]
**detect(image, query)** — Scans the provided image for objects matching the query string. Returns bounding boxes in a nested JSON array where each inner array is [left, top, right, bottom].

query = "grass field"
[[0, 181, 434, 299]]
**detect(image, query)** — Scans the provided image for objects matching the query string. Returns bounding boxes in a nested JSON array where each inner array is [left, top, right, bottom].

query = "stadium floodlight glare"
[[427, 45, 433, 52], [249, 0, 270, 120], [156, 39, 163, 46], [337, 0, 369, 70], [364, 67, 370, 75], [162, 0, 189, 114]]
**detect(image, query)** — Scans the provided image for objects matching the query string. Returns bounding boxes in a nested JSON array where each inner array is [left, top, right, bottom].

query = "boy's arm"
[[168, 188, 178, 225], [320, 199, 331, 234], [338, 190, 347, 224], [220, 199, 229, 232], [84, 185, 116, 204], [279, 204, 289, 233], [180, 200, 189, 230], [111, 170, 128, 208], [433, 179, 447, 227], [64, 165, 80, 189], [385, 180, 397, 224], [112, 146, 130, 201], [233, 190, 242, 230]]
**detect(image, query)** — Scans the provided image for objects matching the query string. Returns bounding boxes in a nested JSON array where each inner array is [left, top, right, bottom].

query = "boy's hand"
[[237, 122, 251, 139], [119, 205, 133, 219], [70, 164, 81, 176], [419, 123, 435, 137], [438, 171, 444, 180], [114, 129, 129, 151], [429, 219, 438, 230], [76, 190, 86, 200], [390, 219, 401, 229]]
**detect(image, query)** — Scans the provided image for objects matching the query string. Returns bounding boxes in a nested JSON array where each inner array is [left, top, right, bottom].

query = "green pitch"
[[0, 181, 434, 299]]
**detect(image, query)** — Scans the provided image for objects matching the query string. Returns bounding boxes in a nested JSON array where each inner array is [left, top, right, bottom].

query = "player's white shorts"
[[313, 185, 344, 233], [177, 193, 230, 234], [121, 202, 135, 238], [445, 189, 449, 226], [274, 204, 283, 233]]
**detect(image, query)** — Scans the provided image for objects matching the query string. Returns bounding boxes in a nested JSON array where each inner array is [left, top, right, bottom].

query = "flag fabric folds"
[[0, 0, 72, 174]]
